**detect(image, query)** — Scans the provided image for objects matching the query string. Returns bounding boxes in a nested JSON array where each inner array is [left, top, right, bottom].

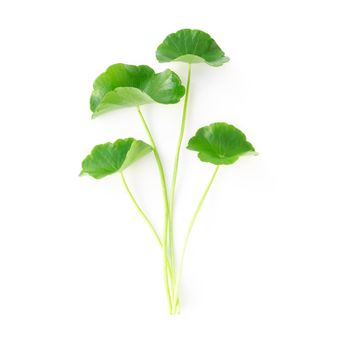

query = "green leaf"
[[156, 29, 229, 67], [187, 122, 255, 165], [80, 138, 152, 179], [90, 64, 185, 117]]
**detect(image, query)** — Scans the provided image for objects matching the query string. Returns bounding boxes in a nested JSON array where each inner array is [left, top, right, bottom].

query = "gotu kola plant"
[[81, 29, 256, 314]]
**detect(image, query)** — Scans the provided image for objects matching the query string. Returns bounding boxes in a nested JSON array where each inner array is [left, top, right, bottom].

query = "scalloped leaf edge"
[[80, 138, 153, 179], [90, 64, 185, 117], [156, 29, 230, 67], [187, 122, 256, 165]]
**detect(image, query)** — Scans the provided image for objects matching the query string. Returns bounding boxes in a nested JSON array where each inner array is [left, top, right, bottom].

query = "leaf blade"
[[187, 122, 255, 165], [90, 64, 185, 117], [156, 29, 229, 67], [81, 138, 152, 179]]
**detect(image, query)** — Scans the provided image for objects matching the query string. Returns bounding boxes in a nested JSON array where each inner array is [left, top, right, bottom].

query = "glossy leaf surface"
[[80, 138, 152, 179], [90, 64, 185, 117], [156, 29, 229, 67], [187, 122, 255, 165]]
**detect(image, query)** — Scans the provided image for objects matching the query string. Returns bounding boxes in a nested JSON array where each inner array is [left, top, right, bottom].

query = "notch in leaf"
[[80, 138, 152, 179], [90, 64, 185, 117], [187, 122, 255, 165], [156, 29, 229, 67]]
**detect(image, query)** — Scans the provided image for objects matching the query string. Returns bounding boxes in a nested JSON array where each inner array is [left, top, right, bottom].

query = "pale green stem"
[[169, 63, 192, 270], [136, 106, 173, 313], [121, 172, 174, 277], [120, 172, 162, 247], [172, 165, 220, 313]]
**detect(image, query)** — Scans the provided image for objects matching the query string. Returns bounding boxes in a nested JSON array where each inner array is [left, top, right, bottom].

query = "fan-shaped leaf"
[[156, 29, 229, 67], [80, 138, 152, 179], [90, 64, 185, 117], [187, 122, 255, 165]]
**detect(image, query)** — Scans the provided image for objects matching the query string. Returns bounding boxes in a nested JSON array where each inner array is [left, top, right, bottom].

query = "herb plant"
[[81, 29, 256, 314]]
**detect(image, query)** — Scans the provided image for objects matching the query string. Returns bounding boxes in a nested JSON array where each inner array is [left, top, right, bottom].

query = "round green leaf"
[[90, 64, 185, 117], [80, 138, 152, 179], [187, 122, 255, 165], [156, 29, 229, 67]]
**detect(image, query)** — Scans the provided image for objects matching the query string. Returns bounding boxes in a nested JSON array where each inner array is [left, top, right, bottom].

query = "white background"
[[1, 0, 353, 349]]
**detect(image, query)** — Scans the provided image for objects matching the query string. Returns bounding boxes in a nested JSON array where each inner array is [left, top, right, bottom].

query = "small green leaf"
[[80, 138, 152, 179], [90, 64, 185, 117], [156, 29, 229, 67], [187, 122, 255, 165]]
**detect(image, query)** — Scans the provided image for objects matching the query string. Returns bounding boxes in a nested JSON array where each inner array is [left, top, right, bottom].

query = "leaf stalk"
[[120, 172, 162, 246], [136, 106, 173, 313], [172, 165, 220, 313], [169, 64, 192, 255]]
